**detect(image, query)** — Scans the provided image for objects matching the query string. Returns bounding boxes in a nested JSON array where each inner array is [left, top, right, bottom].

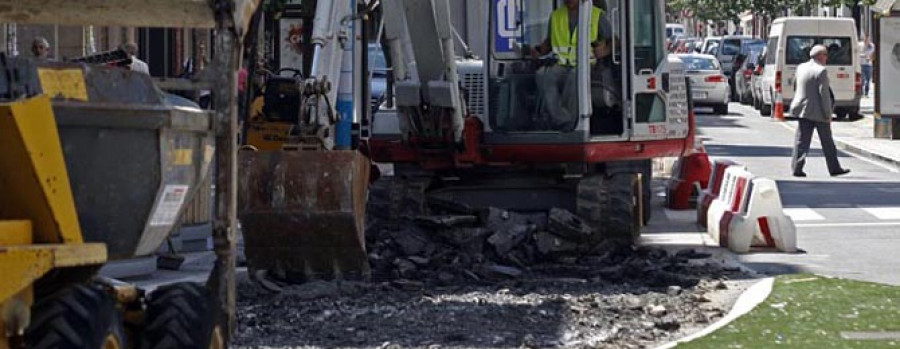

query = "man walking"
[[790, 45, 850, 177], [859, 35, 874, 97]]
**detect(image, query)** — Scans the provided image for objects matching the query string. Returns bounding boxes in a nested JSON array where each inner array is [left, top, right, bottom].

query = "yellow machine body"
[[0, 96, 107, 346]]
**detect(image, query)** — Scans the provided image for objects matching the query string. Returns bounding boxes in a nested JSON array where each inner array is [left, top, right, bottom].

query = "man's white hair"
[[810, 45, 828, 58]]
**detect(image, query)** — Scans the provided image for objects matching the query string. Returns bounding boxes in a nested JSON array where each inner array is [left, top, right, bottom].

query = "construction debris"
[[235, 254, 750, 348], [234, 178, 758, 348]]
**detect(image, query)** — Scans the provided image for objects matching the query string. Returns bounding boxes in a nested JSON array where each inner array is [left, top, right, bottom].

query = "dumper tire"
[[25, 284, 126, 349], [142, 282, 226, 349], [577, 173, 642, 243]]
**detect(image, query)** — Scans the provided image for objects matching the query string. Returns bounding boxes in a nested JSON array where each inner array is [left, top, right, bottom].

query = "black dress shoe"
[[831, 169, 851, 177], [792, 171, 807, 177]]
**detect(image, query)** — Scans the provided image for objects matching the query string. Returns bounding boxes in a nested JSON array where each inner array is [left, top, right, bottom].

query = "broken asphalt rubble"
[[234, 179, 756, 348]]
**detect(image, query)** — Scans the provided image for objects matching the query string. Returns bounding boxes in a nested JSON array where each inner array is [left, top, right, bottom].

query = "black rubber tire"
[[760, 103, 772, 116], [834, 110, 848, 120], [577, 173, 642, 243], [714, 104, 729, 115], [26, 284, 126, 349], [142, 282, 225, 349]]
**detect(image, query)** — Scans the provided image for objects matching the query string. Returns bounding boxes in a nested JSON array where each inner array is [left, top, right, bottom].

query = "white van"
[[666, 23, 685, 38], [759, 17, 861, 118]]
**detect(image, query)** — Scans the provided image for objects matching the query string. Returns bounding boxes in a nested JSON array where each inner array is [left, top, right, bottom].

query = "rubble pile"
[[366, 202, 653, 284], [233, 179, 758, 348], [234, 251, 749, 348]]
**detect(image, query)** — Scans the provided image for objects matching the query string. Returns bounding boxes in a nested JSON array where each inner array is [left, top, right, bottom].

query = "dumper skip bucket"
[[238, 150, 371, 281]]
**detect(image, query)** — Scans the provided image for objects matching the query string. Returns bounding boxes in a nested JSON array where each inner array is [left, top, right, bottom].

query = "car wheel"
[[834, 109, 848, 120], [714, 104, 729, 115], [760, 103, 772, 116]]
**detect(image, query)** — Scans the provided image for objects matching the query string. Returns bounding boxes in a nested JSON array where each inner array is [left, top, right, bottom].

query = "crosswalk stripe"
[[860, 207, 900, 220], [783, 207, 826, 221]]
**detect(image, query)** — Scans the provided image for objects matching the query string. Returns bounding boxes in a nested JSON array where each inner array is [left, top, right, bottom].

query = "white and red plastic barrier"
[[704, 165, 797, 253], [697, 159, 740, 227]]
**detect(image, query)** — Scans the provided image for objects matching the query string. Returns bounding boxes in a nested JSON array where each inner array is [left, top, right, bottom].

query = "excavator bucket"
[[238, 150, 371, 281]]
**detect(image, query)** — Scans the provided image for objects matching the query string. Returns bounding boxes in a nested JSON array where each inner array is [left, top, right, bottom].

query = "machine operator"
[[530, 0, 610, 131]]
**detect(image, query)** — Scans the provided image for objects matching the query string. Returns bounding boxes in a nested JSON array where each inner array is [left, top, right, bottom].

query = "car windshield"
[[721, 39, 741, 56], [704, 39, 720, 54], [681, 56, 719, 71], [786, 36, 853, 65], [743, 42, 765, 54], [747, 50, 762, 64]]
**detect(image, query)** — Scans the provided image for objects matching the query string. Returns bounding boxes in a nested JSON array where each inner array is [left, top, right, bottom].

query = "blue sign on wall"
[[494, 0, 520, 53]]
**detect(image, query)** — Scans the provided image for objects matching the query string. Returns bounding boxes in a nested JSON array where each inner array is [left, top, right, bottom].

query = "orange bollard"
[[773, 92, 785, 121]]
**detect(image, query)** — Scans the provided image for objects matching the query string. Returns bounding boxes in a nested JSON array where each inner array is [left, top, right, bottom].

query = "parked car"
[[684, 38, 702, 53], [668, 34, 685, 52], [715, 36, 763, 75], [678, 53, 730, 115], [701, 36, 721, 55], [759, 17, 861, 118], [751, 48, 768, 110], [714, 36, 765, 100], [734, 45, 765, 105]]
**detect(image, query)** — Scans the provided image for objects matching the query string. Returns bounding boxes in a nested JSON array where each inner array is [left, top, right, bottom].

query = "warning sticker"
[[173, 149, 193, 166], [149, 185, 190, 227], [37, 68, 89, 101]]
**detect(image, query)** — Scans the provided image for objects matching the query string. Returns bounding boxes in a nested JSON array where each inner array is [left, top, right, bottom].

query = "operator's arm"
[[534, 38, 551, 57], [531, 20, 553, 58]]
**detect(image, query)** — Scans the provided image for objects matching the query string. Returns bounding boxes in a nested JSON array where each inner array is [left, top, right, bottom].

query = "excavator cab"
[[487, 0, 689, 142]]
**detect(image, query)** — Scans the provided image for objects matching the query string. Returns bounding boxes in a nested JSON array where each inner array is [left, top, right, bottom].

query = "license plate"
[[693, 92, 707, 99]]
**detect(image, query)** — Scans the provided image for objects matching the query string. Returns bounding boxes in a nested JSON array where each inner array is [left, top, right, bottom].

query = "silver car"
[[677, 54, 730, 114]]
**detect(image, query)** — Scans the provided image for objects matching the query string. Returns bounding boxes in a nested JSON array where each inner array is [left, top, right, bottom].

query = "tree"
[[669, 0, 753, 23], [670, 0, 878, 24]]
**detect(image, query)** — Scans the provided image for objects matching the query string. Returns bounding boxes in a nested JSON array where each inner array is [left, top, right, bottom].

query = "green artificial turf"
[[681, 274, 900, 348]]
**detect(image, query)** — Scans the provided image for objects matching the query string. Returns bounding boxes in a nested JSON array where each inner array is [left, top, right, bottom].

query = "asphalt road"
[[691, 102, 900, 286]]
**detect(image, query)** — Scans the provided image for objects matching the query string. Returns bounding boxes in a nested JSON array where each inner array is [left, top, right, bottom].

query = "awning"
[[873, 0, 899, 14]]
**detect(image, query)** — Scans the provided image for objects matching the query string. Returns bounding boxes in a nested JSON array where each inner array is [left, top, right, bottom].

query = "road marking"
[[860, 207, 900, 220], [783, 207, 826, 221], [664, 209, 697, 222], [796, 221, 900, 228], [777, 122, 899, 173]]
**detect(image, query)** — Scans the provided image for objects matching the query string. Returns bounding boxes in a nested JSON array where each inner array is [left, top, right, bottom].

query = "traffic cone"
[[774, 92, 785, 121]]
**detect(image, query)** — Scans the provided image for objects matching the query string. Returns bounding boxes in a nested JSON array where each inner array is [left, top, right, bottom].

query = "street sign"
[[494, 0, 519, 54]]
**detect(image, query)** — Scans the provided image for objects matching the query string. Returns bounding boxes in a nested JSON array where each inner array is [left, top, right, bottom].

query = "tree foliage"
[[669, 0, 878, 23]]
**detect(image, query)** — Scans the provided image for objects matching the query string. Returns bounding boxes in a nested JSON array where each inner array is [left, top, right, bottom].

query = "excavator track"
[[576, 172, 643, 242]]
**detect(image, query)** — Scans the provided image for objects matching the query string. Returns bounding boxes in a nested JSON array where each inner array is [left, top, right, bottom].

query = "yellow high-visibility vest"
[[550, 6, 603, 66]]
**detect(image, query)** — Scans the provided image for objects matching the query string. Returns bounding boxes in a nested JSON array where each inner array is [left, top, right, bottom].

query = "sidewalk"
[[826, 97, 900, 170]]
